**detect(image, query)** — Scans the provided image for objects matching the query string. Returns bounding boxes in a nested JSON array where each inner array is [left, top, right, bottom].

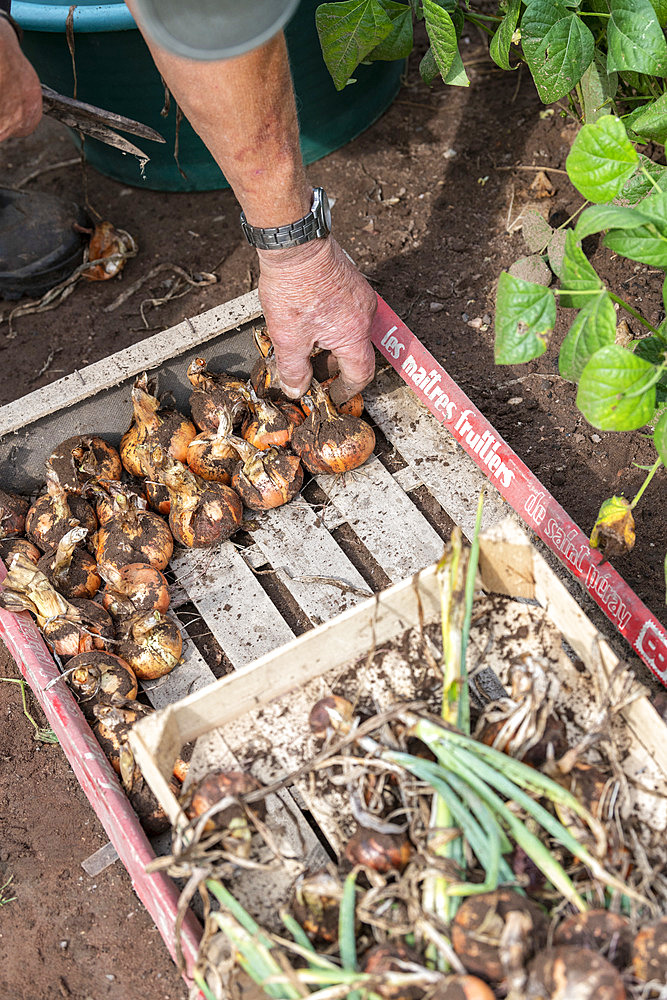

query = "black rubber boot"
[[0, 188, 90, 300]]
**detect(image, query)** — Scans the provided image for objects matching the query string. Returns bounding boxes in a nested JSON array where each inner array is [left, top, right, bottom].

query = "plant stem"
[[630, 456, 663, 509], [607, 292, 662, 335]]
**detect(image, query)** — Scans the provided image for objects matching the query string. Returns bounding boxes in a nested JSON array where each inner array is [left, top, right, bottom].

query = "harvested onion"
[[37, 526, 101, 599], [241, 385, 298, 450], [26, 473, 97, 552], [186, 415, 239, 485], [47, 434, 122, 493], [0, 488, 29, 540], [187, 357, 248, 431], [96, 501, 173, 574], [291, 381, 375, 474], [0, 537, 41, 566], [120, 373, 196, 478], [100, 562, 170, 620], [116, 609, 182, 679], [67, 649, 138, 717], [157, 453, 243, 548], [320, 375, 364, 417], [216, 410, 302, 511]]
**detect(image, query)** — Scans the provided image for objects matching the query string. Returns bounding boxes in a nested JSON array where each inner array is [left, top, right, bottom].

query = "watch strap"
[[240, 187, 330, 250]]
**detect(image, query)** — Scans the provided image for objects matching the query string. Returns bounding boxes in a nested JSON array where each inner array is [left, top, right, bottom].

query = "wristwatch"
[[240, 187, 332, 250]]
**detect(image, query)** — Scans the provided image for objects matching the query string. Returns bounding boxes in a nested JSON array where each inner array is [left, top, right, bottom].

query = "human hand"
[[257, 235, 377, 403], [0, 19, 42, 143]]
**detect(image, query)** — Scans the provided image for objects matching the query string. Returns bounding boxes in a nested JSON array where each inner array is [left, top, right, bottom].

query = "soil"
[[1, 19, 666, 1000]]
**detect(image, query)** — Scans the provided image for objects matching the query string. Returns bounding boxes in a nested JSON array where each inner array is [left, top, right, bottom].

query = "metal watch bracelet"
[[240, 187, 331, 250]]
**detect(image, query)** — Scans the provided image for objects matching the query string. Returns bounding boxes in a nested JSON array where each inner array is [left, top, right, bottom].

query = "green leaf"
[[580, 50, 617, 122], [566, 116, 638, 203], [521, 2, 595, 103], [422, 0, 457, 81], [494, 272, 556, 364], [650, 0, 667, 26], [626, 93, 667, 145], [490, 0, 521, 71], [559, 229, 604, 308], [316, 0, 394, 90], [617, 154, 667, 207], [607, 0, 667, 76], [604, 189, 667, 266], [655, 411, 667, 464], [559, 292, 617, 381], [368, 0, 413, 60], [577, 344, 657, 429], [635, 334, 667, 401], [419, 46, 439, 83], [574, 204, 653, 242], [442, 45, 470, 87]]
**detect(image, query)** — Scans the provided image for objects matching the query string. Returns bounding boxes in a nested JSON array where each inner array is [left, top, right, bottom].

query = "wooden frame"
[[129, 518, 667, 838]]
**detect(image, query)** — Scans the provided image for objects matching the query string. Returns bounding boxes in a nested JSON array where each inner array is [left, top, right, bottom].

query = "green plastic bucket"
[[14, 1, 404, 191]]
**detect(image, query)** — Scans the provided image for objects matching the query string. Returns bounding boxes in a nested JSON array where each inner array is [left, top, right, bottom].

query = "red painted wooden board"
[[371, 295, 667, 687]]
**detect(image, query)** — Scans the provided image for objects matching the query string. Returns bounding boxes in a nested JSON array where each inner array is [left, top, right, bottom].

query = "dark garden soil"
[[1, 22, 666, 1000]]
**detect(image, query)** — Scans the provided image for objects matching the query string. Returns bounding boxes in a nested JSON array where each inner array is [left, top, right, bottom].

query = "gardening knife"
[[41, 85, 166, 161]]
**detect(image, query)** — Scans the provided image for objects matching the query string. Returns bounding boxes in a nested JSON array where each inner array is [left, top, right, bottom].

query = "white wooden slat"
[[171, 542, 294, 668], [142, 636, 216, 710], [365, 368, 510, 539], [250, 499, 372, 626], [0, 289, 262, 437], [316, 456, 443, 582]]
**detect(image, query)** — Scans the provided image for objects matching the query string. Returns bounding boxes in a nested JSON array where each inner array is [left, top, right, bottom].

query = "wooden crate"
[[129, 518, 667, 927]]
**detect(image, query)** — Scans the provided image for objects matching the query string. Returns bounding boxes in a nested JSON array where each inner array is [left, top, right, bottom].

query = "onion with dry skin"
[[215, 410, 302, 511], [120, 373, 196, 478], [451, 888, 547, 986], [187, 357, 248, 430], [291, 870, 344, 944], [157, 453, 243, 547], [632, 916, 667, 983], [186, 415, 239, 484], [92, 700, 153, 774], [47, 434, 122, 493], [344, 826, 412, 873], [67, 650, 138, 717], [100, 562, 170, 620], [320, 375, 364, 418], [525, 946, 626, 1000], [292, 381, 375, 474], [430, 977, 495, 1000], [0, 537, 41, 566], [96, 500, 173, 574], [553, 910, 632, 969], [0, 488, 29, 540], [116, 609, 182, 679], [87, 480, 147, 526], [26, 473, 97, 553], [241, 385, 294, 450], [186, 769, 265, 858], [37, 526, 101, 599], [361, 943, 424, 1000]]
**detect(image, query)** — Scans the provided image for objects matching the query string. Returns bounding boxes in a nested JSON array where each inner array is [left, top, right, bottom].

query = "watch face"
[[322, 190, 332, 233]]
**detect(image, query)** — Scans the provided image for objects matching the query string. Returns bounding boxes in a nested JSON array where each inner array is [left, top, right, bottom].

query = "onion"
[[120, 373, 196, 478], [451, 889, 547, 986], [554, 910, 632, 969], [361, 943, 423, 1000], [186, 415, 239, 484], [96, 504, 173, 574], [116, 609, 182, 679], [47, 434, 121, 493], [37, 526, 101, 599], [157, 453, 243, 547], [215, 410, 302, 511], [526, 946, 626, 1000], [187, 357, 248, 430], [292, 381, 375, 474], [100, 562, 170, 620], [344, 826, 412, 873], [241, 386, 294, 450], [0, 537, 41, 566], [86, 480, 147, 526], [632, 916, 667, 983], [430, 977, 495, 1000], [186, 769, 265, 857], [291, 870, 343, 944], [92, 701, 152, 774], [0, 488, 29, 540], [42, 598, 115, 661], [320, 375, 365, 418], [26, 473, 97, 553], [309, 695, 355, 738], [67, 650, 138, 717]]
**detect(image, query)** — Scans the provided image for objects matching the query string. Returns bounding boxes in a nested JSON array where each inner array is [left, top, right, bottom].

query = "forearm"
[[127, 2, 310, 227]]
